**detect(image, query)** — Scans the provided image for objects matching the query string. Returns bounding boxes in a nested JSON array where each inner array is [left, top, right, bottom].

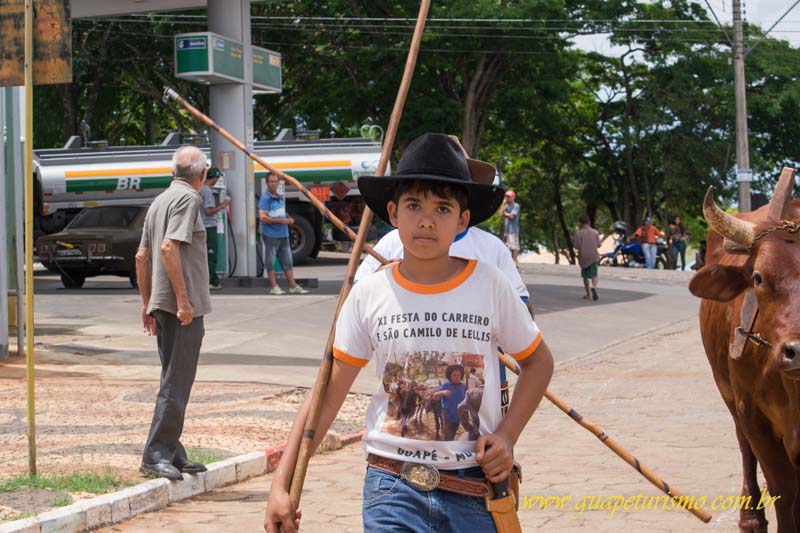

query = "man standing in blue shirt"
[[433, 364, 467, 441], [258, 173, 309, 295], [501, 190, 521, 267]]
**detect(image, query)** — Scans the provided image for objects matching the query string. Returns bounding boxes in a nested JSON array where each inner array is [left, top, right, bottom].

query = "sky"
[[574, 0, 800, 54]]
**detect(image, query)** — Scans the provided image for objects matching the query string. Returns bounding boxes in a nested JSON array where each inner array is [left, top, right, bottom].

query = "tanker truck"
[[32, 130, 383, 264]]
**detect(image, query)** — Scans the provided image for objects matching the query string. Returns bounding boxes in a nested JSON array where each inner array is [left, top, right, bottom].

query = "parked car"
[[36, 205, 146, 289]]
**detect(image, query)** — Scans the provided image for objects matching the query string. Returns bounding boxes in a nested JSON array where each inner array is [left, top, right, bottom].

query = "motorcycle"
[[599, 221, 669, 269]]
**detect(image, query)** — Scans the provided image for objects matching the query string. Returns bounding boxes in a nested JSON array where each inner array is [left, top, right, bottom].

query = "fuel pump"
[[209, 174, 229, 278]]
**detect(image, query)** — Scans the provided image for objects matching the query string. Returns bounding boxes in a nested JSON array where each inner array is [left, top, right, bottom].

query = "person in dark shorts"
[[574, 214, 600, 301]]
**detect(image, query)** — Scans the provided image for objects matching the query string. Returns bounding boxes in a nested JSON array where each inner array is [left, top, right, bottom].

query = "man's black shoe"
[[140, 462, 184, 481], [173, 459, 207, 474]]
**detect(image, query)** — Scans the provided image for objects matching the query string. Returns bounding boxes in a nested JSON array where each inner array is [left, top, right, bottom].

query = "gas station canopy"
[[72, 1, 211, 18], [71, 0, 269, 18]]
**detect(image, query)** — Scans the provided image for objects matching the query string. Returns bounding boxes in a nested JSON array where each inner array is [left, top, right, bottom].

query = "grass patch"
[[187, 447, 225, 465], [0, 471, 131, 495], [49, 495, 72, 507]]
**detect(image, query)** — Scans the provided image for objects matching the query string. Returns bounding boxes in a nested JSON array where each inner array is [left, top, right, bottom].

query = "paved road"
[[7, 258, 745, 532], [101, 316, 763, 533], [28, 256, 697, 395]]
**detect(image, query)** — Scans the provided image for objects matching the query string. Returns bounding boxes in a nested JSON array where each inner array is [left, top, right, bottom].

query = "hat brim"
[[466, 159, 496, 185], [358, 174, 505, 228]]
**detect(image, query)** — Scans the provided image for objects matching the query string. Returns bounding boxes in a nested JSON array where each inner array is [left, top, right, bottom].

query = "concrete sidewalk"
[[104, 317, 764, 532]]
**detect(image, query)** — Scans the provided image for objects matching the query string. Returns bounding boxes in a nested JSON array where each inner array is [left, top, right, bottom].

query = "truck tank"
[[33, 132, 383, 263]]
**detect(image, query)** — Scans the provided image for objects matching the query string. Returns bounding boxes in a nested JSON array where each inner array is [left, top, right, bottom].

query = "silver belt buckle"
[[400, 462, 440, 492]]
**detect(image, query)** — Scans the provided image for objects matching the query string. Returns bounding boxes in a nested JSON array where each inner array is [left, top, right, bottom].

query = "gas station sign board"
[[175, 32, 244, 84]]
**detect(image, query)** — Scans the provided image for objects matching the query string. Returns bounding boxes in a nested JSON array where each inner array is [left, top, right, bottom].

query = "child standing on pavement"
[[264, 133, 554, 533], [574, 214, 601, 301]]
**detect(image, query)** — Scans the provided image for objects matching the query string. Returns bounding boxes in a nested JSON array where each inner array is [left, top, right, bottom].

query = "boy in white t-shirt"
[[264, 133, 554, 533]]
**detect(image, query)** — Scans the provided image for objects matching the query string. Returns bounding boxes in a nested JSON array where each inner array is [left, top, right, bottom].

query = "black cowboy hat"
[[357, 133, 505, 227]]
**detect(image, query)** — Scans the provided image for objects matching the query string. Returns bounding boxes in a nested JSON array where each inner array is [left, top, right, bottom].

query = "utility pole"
[[732, 0, 751, 212]]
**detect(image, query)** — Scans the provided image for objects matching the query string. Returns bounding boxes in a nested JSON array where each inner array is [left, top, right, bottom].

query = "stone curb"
[[0, 430, 365, 533]]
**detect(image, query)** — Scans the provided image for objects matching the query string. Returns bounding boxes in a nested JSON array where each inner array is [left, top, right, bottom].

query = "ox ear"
[[689, 264, 751, 302]]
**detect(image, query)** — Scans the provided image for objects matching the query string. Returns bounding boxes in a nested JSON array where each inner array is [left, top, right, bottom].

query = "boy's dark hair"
[[391, 179, 469, 213], [578, 214, 590, 225], [445, 364, 465, 381]]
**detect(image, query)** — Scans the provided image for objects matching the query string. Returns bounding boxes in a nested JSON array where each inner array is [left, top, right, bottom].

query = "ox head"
[[689, 168, 800, 376]]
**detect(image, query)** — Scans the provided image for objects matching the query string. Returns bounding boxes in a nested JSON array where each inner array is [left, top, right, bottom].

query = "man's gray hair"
[[171, 146, 208, 180]]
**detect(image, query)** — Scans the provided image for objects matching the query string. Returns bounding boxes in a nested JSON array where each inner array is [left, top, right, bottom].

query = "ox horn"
[[767, 167, 797, 220], [703, 186, 755, 249]]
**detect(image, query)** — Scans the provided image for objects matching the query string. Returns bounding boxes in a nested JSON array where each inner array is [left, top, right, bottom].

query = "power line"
[[80, 18, 745, 39]]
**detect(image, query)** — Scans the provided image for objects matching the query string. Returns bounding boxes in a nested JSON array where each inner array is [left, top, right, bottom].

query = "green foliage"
[[187, 447, 227, 465], [30, 1, 800, 260], [0, 471, 130, 494], [49, 495, 72, 507]]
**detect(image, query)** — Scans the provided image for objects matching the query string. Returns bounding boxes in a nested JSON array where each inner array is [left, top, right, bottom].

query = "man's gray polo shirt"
[[140, 179, 212, 317], [200, 185, 218, 228]]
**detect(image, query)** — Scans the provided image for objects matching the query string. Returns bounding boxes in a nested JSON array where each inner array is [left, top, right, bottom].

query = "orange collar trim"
[[391, 259, 477, 294]]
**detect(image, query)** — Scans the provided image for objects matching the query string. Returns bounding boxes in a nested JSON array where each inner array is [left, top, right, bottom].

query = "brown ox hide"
[[415, 386, 443, 439], [458, 386, 483, 440], [395, 379, 419, 438], [690, 194, 800, 533]]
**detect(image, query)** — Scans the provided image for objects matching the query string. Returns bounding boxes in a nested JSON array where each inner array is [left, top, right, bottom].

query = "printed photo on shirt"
[[381, 351, 485, 442]]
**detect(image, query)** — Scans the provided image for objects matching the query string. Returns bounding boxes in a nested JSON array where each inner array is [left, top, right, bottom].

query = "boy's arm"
[[476, 341, 554, 483], [264, 359, 361, 533]]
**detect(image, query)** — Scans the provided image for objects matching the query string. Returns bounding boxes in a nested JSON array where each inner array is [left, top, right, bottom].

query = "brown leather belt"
[[368, 454, 488, 497]]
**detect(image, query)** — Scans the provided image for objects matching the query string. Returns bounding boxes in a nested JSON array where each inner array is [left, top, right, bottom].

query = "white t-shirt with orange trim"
[[334, 259, 542, 470]]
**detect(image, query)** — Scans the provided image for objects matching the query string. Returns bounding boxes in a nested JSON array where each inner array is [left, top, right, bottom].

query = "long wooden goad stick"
[[498, 353, 711, 523], [287, 0, 433, 512], [161, 86, 385, 263]]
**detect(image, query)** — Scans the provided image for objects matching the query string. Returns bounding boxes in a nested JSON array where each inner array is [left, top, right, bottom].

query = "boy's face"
[[387, 188, 470, 262]]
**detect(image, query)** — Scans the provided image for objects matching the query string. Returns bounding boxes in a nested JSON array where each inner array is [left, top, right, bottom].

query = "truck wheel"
[[289, 215, 315, 265], [60, 272, 86, 289]]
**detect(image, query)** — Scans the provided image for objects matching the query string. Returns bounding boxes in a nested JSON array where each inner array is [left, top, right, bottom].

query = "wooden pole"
[[732, 0, 751, 212], [497, 353, 711, 523], [23, 0, 37, 477], [162, 86, 385, 264], [287, 0, 432, 511]]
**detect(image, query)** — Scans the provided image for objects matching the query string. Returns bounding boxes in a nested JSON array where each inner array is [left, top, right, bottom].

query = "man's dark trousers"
[[206, 226, 219, 286], [142, 310, 204, 465]]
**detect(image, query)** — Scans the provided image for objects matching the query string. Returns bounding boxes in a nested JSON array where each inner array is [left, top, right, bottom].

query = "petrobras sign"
[[177, 37, 206, 50], [353, 158, 381, 179]]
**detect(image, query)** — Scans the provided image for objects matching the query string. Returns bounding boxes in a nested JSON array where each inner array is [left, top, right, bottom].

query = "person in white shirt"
[[355, 225, 529, 303]]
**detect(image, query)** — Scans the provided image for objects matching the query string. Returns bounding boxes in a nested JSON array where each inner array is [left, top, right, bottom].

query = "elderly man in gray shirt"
[[135, 145, 212, 480]]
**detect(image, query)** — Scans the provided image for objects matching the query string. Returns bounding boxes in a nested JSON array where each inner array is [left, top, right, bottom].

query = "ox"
[[690, 168, 800, 532], [395, 379, 419, 438], [458, 385, 484, 440], [415, 386, 444, 440]]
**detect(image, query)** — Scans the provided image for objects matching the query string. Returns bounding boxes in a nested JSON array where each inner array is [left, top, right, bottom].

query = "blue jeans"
[[642, 243, 657, 269], [262, 236, 293, 272], [362, 466, 496, 532], [672, 240, 687, 270]]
